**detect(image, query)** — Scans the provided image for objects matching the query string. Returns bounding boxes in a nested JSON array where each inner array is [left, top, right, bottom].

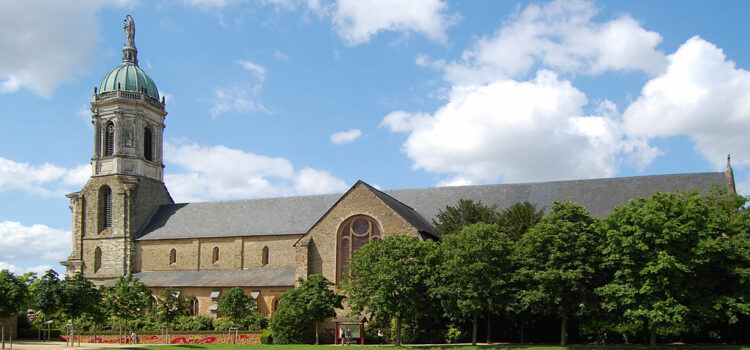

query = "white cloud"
[[0, 262, 55, 276], [0, 1, 129, 98], [0, 157, 90, 196], [430, 0, 666, 86], [208, 84, 270, 118], [0, 221, 70, 269], [384, 71, 659, 185], [330, 129, 362, 144], [332, 0, 459, 45], [238, 60, 267, 81], [623, 36, 750, 169], [273, 49, 290, 61], [164, 140, 348, 202]]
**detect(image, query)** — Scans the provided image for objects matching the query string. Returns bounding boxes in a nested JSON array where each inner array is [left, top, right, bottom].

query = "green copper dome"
[[99, 63, 159, 100]]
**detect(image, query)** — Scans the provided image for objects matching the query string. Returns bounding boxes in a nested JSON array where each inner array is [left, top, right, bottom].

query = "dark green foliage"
[[0, 269, 29, 318], [433, 199, 499, 236], [270, 274, 343, 344], [60, 273, 103, 321], [499, 201, 545, 240], [516, 201, 600, 345], [156, 287, 190, 324], [33, 270, 61, 316], [433, 223, 515, 345], [217, 287, 256, 321], [341, 235, 438, 346], [596, 190, 748, 346], [103, 274, 152, 328]]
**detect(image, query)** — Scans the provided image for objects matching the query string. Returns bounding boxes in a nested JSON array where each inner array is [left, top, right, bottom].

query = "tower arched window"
[[94, 246, 102, 273], [262, 246, 269, 266], [98, 186, 112, 233], [104, 122, 115, 156], [169, 248, 177, 265], [212, 247, 219, 264], [143, 127, 153, 161], [337, 215, 381, 283]]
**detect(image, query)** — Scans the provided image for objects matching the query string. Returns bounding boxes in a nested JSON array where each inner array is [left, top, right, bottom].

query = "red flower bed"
[[61, 332, 261, 344]]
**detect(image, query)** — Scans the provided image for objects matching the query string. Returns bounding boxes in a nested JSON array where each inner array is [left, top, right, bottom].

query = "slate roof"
[[136, 172, 726, 241], [130, 268, 296, 287]]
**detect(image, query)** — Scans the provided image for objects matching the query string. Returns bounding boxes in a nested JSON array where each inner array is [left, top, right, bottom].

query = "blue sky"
[[2, 0, 750, 274]]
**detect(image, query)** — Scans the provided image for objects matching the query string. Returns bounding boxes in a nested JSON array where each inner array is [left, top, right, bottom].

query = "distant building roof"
[[131, 268, 296, 287], [136, 172, 726, 241]]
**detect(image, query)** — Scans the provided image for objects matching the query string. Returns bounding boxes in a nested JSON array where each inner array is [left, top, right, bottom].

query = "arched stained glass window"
[[169, 248, 177, 265], [191, 297, 199, 315], [337, 215, 381, 283], [212, 247, 219, 264]]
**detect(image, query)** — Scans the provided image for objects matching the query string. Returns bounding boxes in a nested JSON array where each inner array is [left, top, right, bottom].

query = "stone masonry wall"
[[304, 182, 421, 284], [136, 235, 301, 272]]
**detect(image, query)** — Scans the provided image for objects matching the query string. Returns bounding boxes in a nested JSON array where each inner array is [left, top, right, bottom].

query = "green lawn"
[[124, 345, 750, 350]]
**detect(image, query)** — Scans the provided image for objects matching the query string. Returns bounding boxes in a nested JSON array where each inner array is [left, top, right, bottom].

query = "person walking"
[[377, 329, 383, 344]]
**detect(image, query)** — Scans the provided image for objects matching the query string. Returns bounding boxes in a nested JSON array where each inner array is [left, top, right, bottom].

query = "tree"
[[59, 273, 102, 345], [432, 223, 514, 345], [217, 287, 256, 321], [34, 270, 62, 317], [597, 191, 724, 346], [341, 235, 438, 346], [498, 201, 545, 240], [516, 201, 600, 345], [103, 274, 152, 331], [271, 274, 343, 344], [433, 199, 499, 236], [156, 287, 190, 325], [0, 269, 29, 349]]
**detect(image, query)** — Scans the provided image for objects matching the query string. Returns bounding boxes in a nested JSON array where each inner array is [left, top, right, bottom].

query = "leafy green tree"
[[499, 201, 545, 240], [433, 199, 499, 236], [0, 269, 29, 348], [34, 270, 62, 317], [59, 273, 103, 343], [597, 191, 725, 346], [156, 287, 190, 325], [217, 287, 256, 321], [432, 223, 515, 345], [341, 235, 438, 346], [516, 201, 600, 345], [103, 274, 152, 331], [271, 274, 343, 344]]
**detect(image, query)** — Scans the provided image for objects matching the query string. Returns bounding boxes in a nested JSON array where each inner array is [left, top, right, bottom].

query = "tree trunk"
[[487, 313, 492, 344], [395, 318, 402, 346], [519, 321, 524, 344], [472, 311, 478, 346], [560, 315, 568, 346], [649, 326, 657, 347], [2, 323, 5, 350], [315, 321, 319, 345]]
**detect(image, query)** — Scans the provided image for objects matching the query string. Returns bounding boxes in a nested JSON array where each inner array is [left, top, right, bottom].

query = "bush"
[[174, 315, 213, 331], [244, 313, 268, 331], [261, 328, 273, 344], [212, 317, 242, 331]]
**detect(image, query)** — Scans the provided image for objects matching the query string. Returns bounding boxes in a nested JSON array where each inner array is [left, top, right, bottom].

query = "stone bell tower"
[[62, 15, 173, 284]]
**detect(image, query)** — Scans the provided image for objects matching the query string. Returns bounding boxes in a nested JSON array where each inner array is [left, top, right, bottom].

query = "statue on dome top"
[[124, 15, 136, 48]]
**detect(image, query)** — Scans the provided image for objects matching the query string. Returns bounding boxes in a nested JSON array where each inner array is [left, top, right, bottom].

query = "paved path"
[[0, 340, 150, 349]]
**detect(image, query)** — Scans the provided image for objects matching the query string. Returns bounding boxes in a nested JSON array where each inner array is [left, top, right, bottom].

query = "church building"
[[62, 16, 736, 318]]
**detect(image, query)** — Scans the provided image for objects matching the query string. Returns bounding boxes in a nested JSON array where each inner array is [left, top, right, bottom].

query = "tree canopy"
[[433, 199, 499, 236], [516, 201, 600, 345], [433, 222, 515, 345], [271, 274, 343, 344], [103, 274, 152, 327], [217, 287, 256, 321], [341, 234, 438, 346]]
